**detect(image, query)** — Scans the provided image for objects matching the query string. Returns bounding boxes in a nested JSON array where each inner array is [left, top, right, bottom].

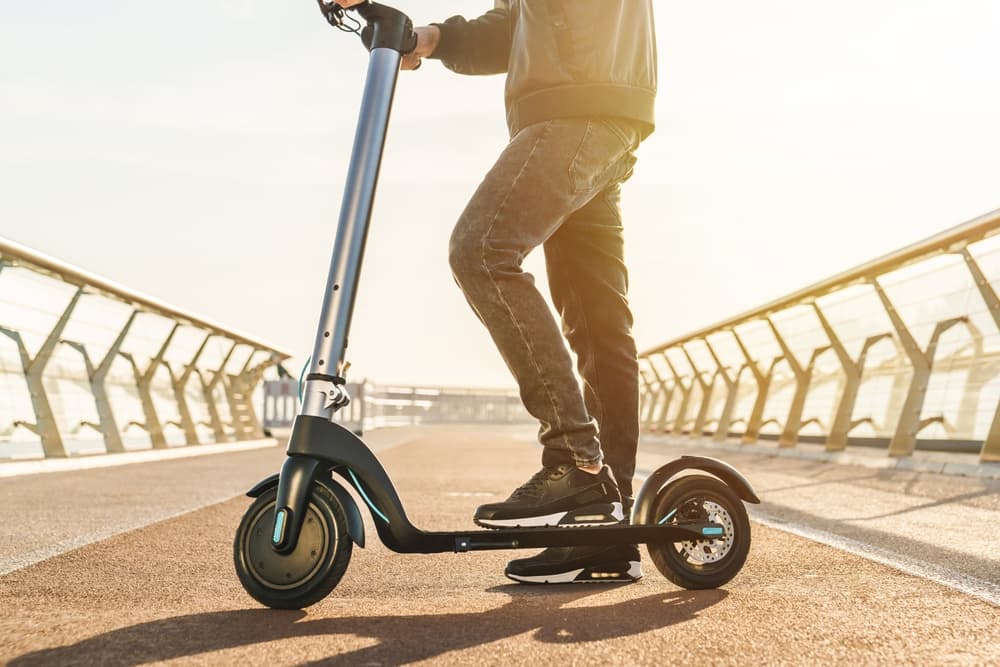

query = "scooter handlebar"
[[319, 0, 418, 55]]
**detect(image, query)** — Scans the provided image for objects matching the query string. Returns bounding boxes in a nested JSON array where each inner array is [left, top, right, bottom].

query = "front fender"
[[633, 455, 760, 526], [247, 473, 366, 548]]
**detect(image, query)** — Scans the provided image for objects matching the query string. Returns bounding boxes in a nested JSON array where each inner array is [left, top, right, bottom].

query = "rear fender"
[[633, 455, 760, 526]]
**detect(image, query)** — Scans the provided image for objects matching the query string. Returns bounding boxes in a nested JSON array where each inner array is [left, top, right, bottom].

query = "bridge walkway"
[[1, 425, 998, 665]]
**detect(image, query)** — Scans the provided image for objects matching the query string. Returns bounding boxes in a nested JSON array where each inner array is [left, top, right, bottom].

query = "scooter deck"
[[418, 522, 726, 553]]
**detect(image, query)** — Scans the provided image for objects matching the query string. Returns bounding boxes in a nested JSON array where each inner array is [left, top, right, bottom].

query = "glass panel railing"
[[0, 238, 290, 460], [639, 208, 1000, 463]]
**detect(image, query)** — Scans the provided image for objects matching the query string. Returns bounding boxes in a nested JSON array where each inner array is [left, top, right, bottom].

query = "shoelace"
[[509, 466, 566, 501]]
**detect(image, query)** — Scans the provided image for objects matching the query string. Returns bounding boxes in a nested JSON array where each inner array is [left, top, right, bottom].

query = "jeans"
[[448, 117, 642, 497]]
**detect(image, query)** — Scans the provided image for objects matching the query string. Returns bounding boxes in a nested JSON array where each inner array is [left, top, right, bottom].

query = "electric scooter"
[[234, 0, 761, 610]]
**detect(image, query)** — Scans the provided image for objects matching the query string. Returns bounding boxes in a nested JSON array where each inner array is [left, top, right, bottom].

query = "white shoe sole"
[[506, 560, 643, 584], [475, 502, 624, 529]]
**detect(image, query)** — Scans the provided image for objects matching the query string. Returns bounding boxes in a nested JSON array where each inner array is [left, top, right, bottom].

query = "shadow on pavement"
[[11, 586, 727, 666]]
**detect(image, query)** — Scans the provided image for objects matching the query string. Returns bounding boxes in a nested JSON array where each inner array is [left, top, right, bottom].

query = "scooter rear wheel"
[[234, 484, 352, 609], [647, 474, 751, 589]]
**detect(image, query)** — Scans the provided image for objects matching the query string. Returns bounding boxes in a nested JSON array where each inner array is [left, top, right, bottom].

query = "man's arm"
[[428, 4, 512, 76], [332, 1, 511, 74]]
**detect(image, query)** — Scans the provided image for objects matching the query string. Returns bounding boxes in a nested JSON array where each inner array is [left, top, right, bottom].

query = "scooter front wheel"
[[234, 484, 352, 609], [647, 474, 751, 589]]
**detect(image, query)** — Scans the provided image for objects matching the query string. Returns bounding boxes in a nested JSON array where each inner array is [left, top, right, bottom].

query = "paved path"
[[1, 426, 998, 665], [0, 428, 422, 576], [639, 434, 1000, 606]]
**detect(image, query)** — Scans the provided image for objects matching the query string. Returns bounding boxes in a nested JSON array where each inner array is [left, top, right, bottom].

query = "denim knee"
[[449, 225, 523, 292], [448, 224, 483, 288]]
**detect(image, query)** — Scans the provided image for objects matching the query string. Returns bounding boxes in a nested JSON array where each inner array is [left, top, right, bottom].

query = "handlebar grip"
[[353, 1, 376, 21], [320, 1, 417, 56], [402, 30, 418, 56], [357, 2, 417, 55]]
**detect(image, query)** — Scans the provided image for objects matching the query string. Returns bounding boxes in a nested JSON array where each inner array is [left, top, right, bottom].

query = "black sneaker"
[[505, 545, 643, 584], [473, 464, 624, 529]]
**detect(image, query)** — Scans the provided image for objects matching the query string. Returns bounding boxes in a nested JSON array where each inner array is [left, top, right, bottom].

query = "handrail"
[[641, 207, 1000, 356], [638, 208, 1000, 464], [1, 236, 292, 458], [0, 237, 291, 357]]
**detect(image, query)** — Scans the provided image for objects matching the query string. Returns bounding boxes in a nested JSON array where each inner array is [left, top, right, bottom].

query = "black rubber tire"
[[647, 474, 751, 590], [234, 484, 352, 609]]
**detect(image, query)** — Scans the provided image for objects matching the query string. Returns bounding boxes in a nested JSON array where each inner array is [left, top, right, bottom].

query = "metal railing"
[[639, 208, 1000, 464], [0, 238, 291, 459], [262, 378, 532, 434]]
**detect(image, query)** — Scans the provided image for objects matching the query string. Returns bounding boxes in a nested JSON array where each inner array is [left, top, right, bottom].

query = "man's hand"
[[401, 25, 440, 71], [327, 1, 438, 71]]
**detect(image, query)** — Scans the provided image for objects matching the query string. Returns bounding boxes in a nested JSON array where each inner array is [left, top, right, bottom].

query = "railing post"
[[705, 339, 740, 442], [767, 318, 803, 447], [650, 353, 676, 433], [163, 332, 213, 445], [120, 322, 179, 449], [873, 280, 965, 457], [682, 347, 714, 438], [815, 302, 892, 452], [199, 341, 237, 443], [240, 354, 276, 438], [959, 248, 1000, 462], [224, 349, 259, 440], [0, 286, 84, 458], [638, 367, 658, 429], [61, 309, 139, 454], [767, 317, 829, 448], [637, 366, 652, 429], [663, 354, 692, 435], [883, 337, 912, 437], [734, 329, 780, 444], [953, 320, 988, 437], [645, 362, 669, 431]]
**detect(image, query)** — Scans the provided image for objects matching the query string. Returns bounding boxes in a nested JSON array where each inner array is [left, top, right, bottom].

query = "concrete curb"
[[643, 434, 1000, 480], [0, 438, 279, 478]]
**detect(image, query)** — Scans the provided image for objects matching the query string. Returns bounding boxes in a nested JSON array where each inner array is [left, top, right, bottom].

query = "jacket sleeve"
[[427, 2, 512, 75]]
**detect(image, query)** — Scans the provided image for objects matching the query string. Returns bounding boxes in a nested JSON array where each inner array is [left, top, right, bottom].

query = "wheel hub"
[[677, 500, 735, 564], [245, 502, 331, 590]]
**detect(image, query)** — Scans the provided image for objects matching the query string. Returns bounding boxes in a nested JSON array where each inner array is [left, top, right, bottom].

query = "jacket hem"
[[508, 84, 656, 138]]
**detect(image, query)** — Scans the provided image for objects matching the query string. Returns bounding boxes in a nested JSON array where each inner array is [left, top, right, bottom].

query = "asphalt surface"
[[639, 434, 1000, 606], [1, 425, 999, 666], [0, 428, 421, 576]]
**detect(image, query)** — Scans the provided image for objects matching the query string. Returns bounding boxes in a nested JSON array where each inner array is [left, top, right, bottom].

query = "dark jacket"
[[428, 0, 657, 138]]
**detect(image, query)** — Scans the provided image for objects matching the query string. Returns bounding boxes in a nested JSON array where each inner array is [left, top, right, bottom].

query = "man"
[[335, 0, 657, 584]]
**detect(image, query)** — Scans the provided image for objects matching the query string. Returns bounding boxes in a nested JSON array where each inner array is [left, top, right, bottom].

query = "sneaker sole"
[[474, 502, 624, 529], [506, 560, 643, 584]]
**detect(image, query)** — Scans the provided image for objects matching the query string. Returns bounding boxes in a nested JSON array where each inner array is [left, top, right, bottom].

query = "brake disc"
[[677, 500, 735, 564]]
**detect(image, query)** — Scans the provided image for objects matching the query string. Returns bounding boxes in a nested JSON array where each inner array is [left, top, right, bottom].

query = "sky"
[[2, 1, 999, 388]]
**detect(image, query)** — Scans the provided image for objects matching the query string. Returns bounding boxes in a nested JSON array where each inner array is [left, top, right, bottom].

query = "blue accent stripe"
[[273, 509, 286, 544], [297, 356, 312, 403], [658, 509, 678, 525], [348, 468, 390, 524], [702, 526, 724, 536]]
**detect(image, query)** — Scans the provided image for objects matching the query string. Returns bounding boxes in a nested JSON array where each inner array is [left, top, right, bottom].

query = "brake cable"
[[317, 0, 364, 39], [315, 0, 419, 65]]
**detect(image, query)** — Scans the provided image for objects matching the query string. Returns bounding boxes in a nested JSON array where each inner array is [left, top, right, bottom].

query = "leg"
[[500, 118, 646, 582], [449, 118, 637, 470], [543, 182, 639, 498]]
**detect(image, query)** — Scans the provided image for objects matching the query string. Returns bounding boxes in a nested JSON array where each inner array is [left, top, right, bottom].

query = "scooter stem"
[[302, 47, 401, 420]]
